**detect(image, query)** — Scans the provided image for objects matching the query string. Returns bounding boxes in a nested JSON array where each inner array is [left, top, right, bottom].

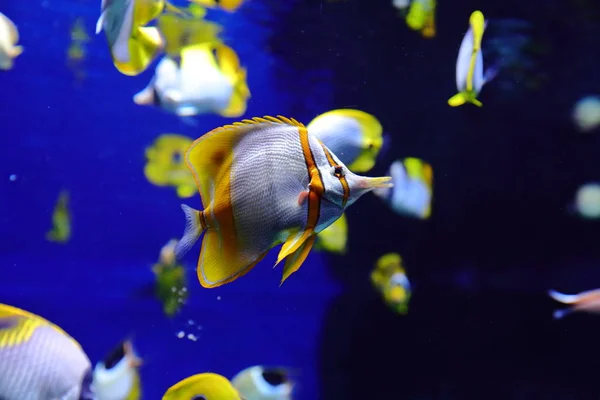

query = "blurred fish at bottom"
[[0, 303, 94, 400], [405, 0, 437, 38], [570, 183, 600, 219], [93, 339, 142, 400], [572, 96, 600, 133], [151, 239, 189, 317], [448, 10, 498, 107], [67, 18, 90, 82], [548, 289, 600, 320], [306, 109, 384, 173], [162, 373, 241, 400], [314, 212, 348, 255], [232, 366, 294, 400], [371, 253, 412, 315], [373, 158, 433, 219], [0, 12, 23, 70], [144, 134, 196, 198], [133, 42, 250, 118], [46, 189, 72, 243]]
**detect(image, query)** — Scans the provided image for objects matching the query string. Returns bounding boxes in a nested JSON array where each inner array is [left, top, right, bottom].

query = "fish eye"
[[332, 165, 344, 178], [191, 396, 206, 400]]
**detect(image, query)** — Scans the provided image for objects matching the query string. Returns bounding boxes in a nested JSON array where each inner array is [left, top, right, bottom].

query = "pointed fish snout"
[[358, 176, 393, 189]]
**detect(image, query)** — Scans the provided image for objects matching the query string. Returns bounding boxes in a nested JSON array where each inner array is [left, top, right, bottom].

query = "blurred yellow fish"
[[174, 116, 392, 288], [162, 373, 241, 400], [548, 289, 600, 320], [0, 303, 94, 400], [373, 158, 433, 219], [157, 12, 222, 57], [96, 0, 182, 76], [152, 239, 188, 316], [306, 109, 384, 173], [232, 366, 294, 400], [314, 212, 348, 254], [448, 10, 498, 107], [405, 0, 436, 38], [46, 190, 71, 243], [0, 12, 23, 70], [134, 41, 250, 118], [371, 253, 412, 314], [145, 134, 196, 198], [188, 0, 245, 12], [67, 18, 90, 81], [93, 339, 142, 400]]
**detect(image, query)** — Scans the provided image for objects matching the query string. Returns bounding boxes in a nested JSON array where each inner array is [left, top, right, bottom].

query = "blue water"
[[1, 1, 342, 398]]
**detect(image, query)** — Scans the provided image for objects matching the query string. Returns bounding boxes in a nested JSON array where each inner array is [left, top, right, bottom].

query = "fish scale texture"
[[0, 323, 91, 400]]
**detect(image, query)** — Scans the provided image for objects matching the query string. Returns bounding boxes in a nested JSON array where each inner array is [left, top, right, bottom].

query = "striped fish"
[[174, 116, 392, 288], [0, 303, 94, 400]]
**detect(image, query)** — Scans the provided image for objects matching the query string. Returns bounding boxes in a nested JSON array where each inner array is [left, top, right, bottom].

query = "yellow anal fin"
[[448, 92, 482, 107], [276, 228, 313, 266], [280, 235, 316, 286]]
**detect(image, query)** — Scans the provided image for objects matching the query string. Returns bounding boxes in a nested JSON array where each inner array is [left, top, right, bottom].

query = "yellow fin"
[[280, 235, 316, 286], [162, 373, 241, 400], [157, 14, 222, 57], [132, 0, 166, 27], [114, 26, 164, 76], [314, 213, 348, 254], [447, 92, 467, 107], [215, 44, 250, 117], [470, 10, 485, 46], [276, 228, 313, 267]]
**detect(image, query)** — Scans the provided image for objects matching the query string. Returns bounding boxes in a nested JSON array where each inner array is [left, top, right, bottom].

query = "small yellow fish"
[[0, 303, 93, 400], [371, 253, 412, 315], [306, 109, 384, 173], [188, 0, 245, 12], [405, 0, 436, 38], [162, 373, 241, 400], [174, 116, 392, 288], [448, 10, 497, 107], [0, 12, 23, 70], [93, 339, 142, 400], [314, 212, 348, 254], [548, 289, 600, 320], [144, 134, 197, 198], [67, 18, 90, 81], [152, 239, 188, 316], [46, 190, 71, 243], [231, 366, 294, 400]]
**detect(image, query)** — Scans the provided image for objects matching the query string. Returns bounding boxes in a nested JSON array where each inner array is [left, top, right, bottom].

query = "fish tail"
[[548, 289, 580, 304], [174, 205, 207, 260], [10, 45, 23, 58], [447, 92, 467, 107]]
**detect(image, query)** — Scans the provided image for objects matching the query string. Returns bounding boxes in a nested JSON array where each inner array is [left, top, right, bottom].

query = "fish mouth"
[[359, 176, 393, 189]]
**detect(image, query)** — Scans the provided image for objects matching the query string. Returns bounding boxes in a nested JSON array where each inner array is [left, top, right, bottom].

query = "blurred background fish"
[[67, 18, 90, 82], [370, 253, 412, 315], [231, 366, 294, 400], [46, 190, 71, 244], [548, 289, 600, 320], [93, 339, 142, 400], [314, 212, 348, 255], [162, 373, 241, 399], [0, 12, 22, 70], [151, 238, 188, 317]]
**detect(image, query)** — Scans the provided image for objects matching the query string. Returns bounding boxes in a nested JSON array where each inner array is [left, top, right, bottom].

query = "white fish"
[[231, 366, 293, 400], [0, 13, 23, 70], [93, 339, 142, 400]]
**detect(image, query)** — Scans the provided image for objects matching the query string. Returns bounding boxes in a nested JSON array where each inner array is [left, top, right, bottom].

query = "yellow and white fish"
[[373, 158, 433, 219], [46, 190, 72, 243], [548, 289, 600, 320], [188, 0, 245, 12], [448, 10, 497, 107], [0, 13, 23, 70], [0, 303, 94, 400], [314, 212, 348, 254], [162, 373, 241, 400], [405, 0, 436, 38], [134, 42, 250, 118], [95, 0, 171, 76], [572, 183, 600, 219], [174, 116, 392, 288], [371, 253, 412, 315], [157, 12, 222, 58], [306, 109, 384, 173], [231, 366, 294, 400], [93, 339, 142, 400]]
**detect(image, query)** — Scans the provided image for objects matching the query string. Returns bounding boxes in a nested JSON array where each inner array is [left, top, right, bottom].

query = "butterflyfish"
[[157, 12, 222, 57], [306, 109, 384, 173], [0, 12, 23, 70], [152, 239, 189, 316], [133, 42, 250, 118], [162, 373, 241, 400], [231, 366, 294, 400], [0, 303, 94, 400], [572, 183, 600, 219], [93, 339, 142, 400], [548, 289, 600, 320], [572, 96, 600, 133], [314, 212, 348, 254], [187, 0, 245, 12], [96, 0, 176, 76], [144, 134, 197, 198], [373, 158, 433, 220], [405, 0, 436, 38], [174, 116, 392, 288], [46, 190, 72, 243], [371, 253, 412, 315], [448, 10, 497, 107]]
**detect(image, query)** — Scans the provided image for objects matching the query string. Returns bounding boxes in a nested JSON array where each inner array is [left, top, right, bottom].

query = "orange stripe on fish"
[[319, 142, 350, 207]]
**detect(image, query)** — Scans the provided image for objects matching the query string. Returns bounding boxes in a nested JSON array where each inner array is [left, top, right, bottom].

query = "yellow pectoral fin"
[[280, 235, 316, 286], [114, 27, 164, 76], [276, 228, 313, 266], [447, 92, 467, 107]]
